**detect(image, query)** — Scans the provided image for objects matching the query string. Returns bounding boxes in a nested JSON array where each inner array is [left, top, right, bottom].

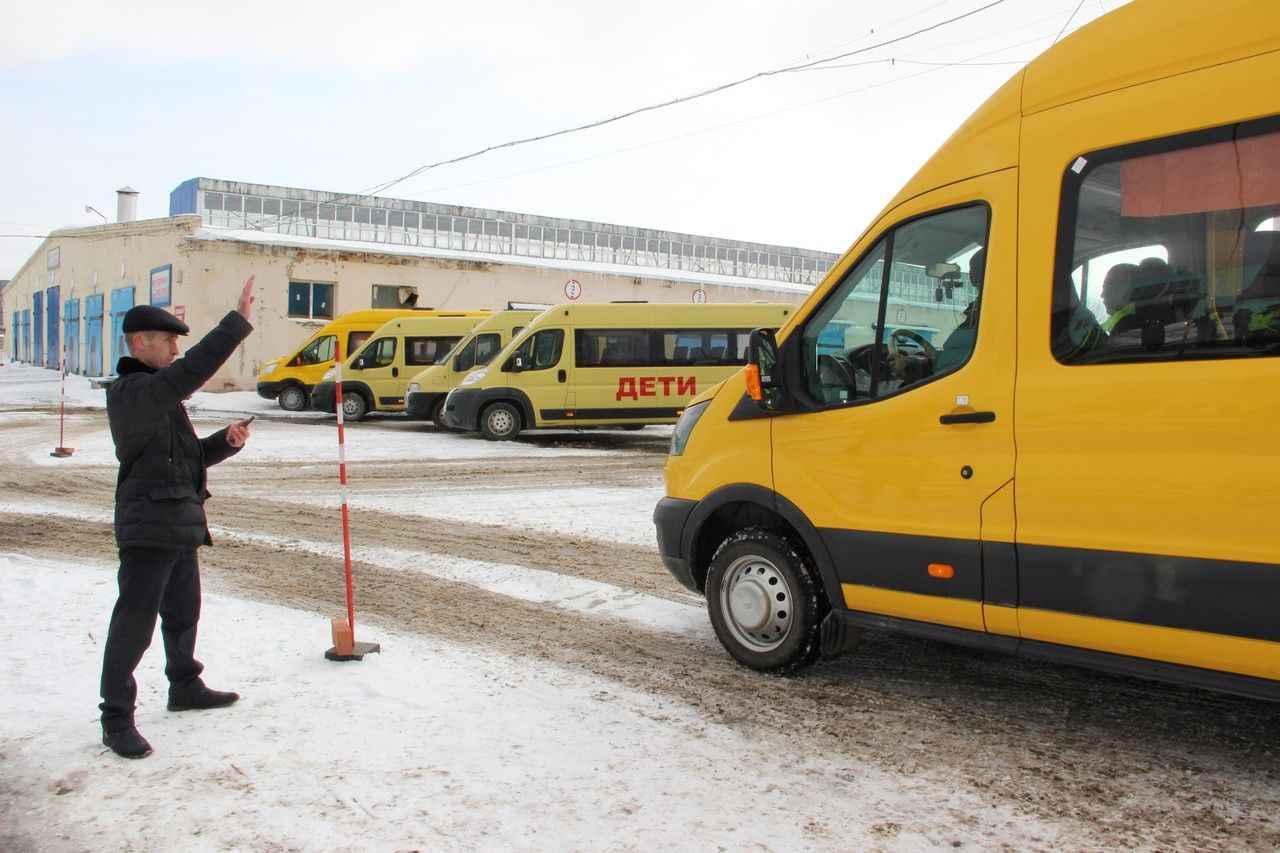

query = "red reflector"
[[928, 563, 955, 579]]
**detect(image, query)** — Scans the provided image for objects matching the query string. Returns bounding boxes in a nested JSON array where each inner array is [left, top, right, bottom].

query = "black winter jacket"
[[107, 311, 253, 549]]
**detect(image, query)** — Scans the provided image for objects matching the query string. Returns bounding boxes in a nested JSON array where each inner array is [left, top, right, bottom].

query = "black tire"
[[277, 384, 308, 412], [430, 396, 449, 430], [341, 390, 368, 422], [480, 401, 521, 440], [705, 528, 828, 674]]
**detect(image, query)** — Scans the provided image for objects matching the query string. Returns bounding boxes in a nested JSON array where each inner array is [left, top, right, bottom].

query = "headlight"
[[260, 362, 278, 376], [406, 383, 420, 395], [461, 367, 488, 386], [322, 368, 337, 381], [669, 400, 710, 456]]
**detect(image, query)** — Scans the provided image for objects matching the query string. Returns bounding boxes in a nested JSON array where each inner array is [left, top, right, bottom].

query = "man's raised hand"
[[237, 275, 256, 320]]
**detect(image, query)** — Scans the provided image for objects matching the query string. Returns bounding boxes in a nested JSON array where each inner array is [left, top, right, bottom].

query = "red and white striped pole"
[[326, 338, 379, 661], [51, 342, 74, 458]]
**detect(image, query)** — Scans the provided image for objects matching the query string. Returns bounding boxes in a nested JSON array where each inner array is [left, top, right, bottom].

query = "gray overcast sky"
[[0, 0, 1129, 279]]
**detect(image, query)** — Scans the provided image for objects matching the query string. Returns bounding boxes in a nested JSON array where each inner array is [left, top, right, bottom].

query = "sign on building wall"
[[149, 264, 172, 307], [47, 246, 60, 270]]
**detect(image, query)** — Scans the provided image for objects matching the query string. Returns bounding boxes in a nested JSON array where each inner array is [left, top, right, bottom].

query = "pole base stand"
[[325, 641, 381, 661], [50, 447, 75, 457], [325, 616, 379, 660]]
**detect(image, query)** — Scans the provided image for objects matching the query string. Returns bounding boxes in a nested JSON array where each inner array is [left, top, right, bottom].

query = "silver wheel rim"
[[342, 395, 363, 417], [718, 553, 792, 652], [487, 408, 515, 435]]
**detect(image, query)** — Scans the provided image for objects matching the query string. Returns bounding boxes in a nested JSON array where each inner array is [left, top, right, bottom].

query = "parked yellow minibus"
[[310, 312, 489, 420], [256, 308, 434, 411], [403, 307, 546, 427], [655, 0, 1280, 700], [442, 302, 794, 440]]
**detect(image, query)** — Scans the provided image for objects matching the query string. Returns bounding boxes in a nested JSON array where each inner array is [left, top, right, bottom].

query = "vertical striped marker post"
[[325, 338, 380, 661], [51, 343, 74, 458]]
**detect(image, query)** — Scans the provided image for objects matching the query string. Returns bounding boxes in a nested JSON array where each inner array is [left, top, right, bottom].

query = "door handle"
[[392, 367, 399, 377], [558, 369, 567, 382], [939, 410, 995, 425]]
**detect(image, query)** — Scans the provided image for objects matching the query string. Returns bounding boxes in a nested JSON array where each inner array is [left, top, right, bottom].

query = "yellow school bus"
[[655, 0, 1280, 700], [403, 307, 546, 427], [442, 302, 794, 440], [257, 308, 437, 411], [310, 312, 489, 420]]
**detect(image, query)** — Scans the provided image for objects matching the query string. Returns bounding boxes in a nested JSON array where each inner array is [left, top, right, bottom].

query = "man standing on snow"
[[99, 275, 256, 759]]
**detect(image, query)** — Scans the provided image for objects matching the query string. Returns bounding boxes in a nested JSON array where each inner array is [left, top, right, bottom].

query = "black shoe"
[[167, 684, 240, 712], [102, 726, 152, 759]]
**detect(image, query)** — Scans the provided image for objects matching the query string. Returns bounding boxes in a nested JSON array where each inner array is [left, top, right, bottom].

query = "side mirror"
[[506, 353, 528, 372], [746, 328, 783, 412], [289, 355, 302, 367], [352, 356, 367, 370]]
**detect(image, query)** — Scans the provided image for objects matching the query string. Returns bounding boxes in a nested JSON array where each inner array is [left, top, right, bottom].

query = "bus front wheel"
[[480, 402, 521, 441], [277, 384, 307, 412], [705, 528, 828, 674], [342, 391, 368, 422]]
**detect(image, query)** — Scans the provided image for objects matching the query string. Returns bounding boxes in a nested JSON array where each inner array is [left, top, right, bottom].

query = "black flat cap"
[[122, 305, 189, 335]]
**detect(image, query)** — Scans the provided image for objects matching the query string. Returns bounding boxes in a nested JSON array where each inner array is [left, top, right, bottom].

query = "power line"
[[360, 1, 1004, 200], [244, 0, 1007, 231]]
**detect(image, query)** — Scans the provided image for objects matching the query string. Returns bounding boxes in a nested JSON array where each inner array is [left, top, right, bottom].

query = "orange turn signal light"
[[927, 563, 955, 580], [744, 364, 763, 401]]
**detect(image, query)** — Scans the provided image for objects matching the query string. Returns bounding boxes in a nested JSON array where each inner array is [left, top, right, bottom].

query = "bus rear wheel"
[[480, 402, 520, 440]]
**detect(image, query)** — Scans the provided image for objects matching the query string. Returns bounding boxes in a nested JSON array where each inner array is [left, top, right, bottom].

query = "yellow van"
[[256, 308, 429, 411], [310, 312, 489, 420], [404, 307, 545, 427], [656, 0, 1279, 701], [442, 302, 794, 440]]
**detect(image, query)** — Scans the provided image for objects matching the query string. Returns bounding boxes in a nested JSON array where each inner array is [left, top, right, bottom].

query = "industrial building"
[[2, 179, 837, 390]]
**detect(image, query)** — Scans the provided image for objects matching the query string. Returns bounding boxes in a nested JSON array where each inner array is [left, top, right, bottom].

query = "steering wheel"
[[818, 353, 857, 393], [887, 328, 938, 360]]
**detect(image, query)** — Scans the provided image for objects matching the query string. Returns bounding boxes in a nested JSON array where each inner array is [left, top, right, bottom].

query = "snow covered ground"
[[2, 362, 1276, 851]]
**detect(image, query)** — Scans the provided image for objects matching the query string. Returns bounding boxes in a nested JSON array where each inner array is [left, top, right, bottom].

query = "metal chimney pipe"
[[116, 186, 139, 223]]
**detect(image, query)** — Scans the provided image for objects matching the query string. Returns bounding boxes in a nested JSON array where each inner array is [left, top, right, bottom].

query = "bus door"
[[508, 326, 569, 425], [349, 336, 400, 405], [771, 175, 1017, 634]]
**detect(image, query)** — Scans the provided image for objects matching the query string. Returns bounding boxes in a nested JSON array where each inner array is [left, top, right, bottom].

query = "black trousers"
[[99, 546, 205, 731]]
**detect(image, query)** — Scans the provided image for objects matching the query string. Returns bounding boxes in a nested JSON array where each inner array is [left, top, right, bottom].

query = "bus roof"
[[878, 0, 1278, 233]]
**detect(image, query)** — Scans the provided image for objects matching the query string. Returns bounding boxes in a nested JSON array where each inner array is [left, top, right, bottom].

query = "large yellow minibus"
[[442, 302, 794, 440], [310, 312, 489, 420], [655, 0, 1279, 700], [403, 307, 546, 427], [257, 308, 436, 411]]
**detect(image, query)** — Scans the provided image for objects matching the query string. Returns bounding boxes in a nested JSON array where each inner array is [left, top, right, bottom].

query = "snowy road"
[[1, 365, 1277, 851]]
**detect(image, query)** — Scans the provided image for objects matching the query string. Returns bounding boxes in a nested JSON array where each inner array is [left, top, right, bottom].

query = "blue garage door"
[[64, 298, 81, 374], [33, 291, 44, 366], [45, 286, 61, 369], [110, 287, 135, 372], [84, 294, 104, 376]]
